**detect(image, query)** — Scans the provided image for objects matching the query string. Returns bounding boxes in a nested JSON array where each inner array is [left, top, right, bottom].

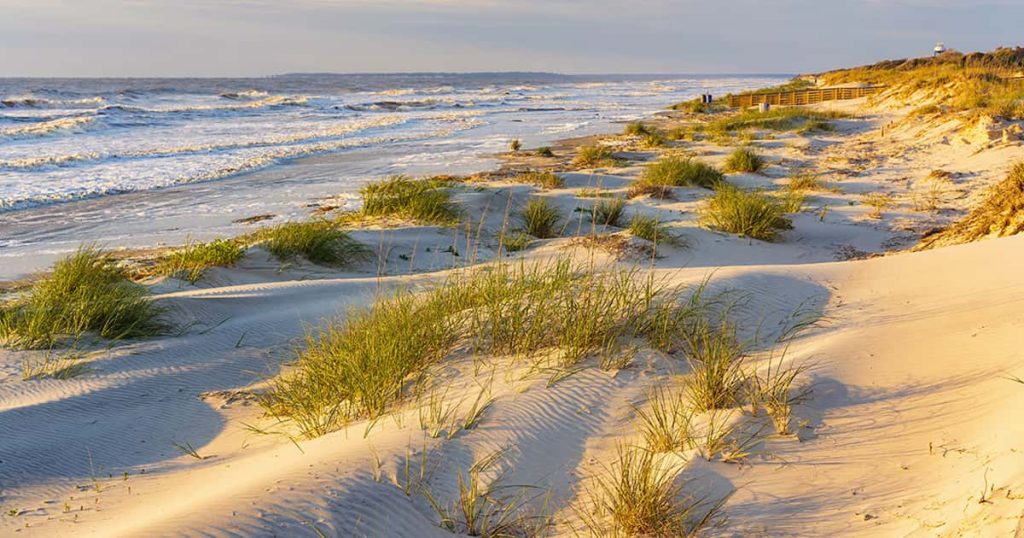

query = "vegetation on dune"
[[916, 161, 1024, 250], [706, 107, 848, 133], [155, 239, 246, 283], [509, 139, 522, 152], [591, 197, 626, 227], [572, 145, 619, 168], [513, 170, 564, 190], [253, 221, 367, 266], [360, 175, 460, 225], [518, 198, 563, 238], [861, 193, 893, 219], [0, 247, 164, 349], [535, 146, 554, 158], [700, 184, 792, 241], [821, 47, 1024, 120], [624, 121, 655, 136], [724, 147, 767, 173], [787, 168, 827, 191], [637, 155, 724, 190], [627, 214, 682, 249], [261, 260, 754, 437]]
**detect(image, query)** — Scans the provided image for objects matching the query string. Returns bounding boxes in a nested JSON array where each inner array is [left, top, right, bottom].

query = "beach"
[[2, 57, 1024, 537]]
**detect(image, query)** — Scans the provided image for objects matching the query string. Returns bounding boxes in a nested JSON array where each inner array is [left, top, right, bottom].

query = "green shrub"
[[573, 145, 618, 168], [536, 146, 554, 157], [724, 147, 766, 173], [592, 198, 626, 227], [700, 184, 792, 241], [360, 175, 460, 224], [518, 198, 562, 238], [639, 155, 724, 189], [254, 221, 367, 265], [0, 247, 164, 349], [155, 239, 245, 283]]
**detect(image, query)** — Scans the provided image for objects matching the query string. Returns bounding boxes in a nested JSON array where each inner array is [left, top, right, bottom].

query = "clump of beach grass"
[[499, 231, 533, 253], [263, 261, 701, 437], [915, 161, 1024, 249], [579, 445, 722, 536], [638, 155, 724, 190], [518, 198, 563, 238], [253, 221, 367, 266], [642, 132, 666, 148], [624, 121, 654, 136], [787, 168, 826, 191], [707, 107, 848, 133], [155, 239, 245, 283], [861, 193, 893, 219], [536, 146, 554, 158], [635, 386, 695, 452], [573, 145, 619, 168], [700, 184, 792, 241], [514, 171, 564, 190], [360, 175, 460, 225], [591, 197, 626, 227], [627, 214, 679, 248], [0, 246, 165, 349], [509, 139, 522, 152], [724, 147, 766, 173]]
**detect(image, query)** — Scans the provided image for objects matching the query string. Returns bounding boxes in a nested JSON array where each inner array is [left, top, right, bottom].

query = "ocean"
[[0, 73, 786, 277]]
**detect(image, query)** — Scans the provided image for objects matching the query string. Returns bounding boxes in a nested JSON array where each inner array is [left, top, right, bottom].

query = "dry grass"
[[573, 145, 619, 168], [861, 193, 893, 219], [514, 171, 564, 190], [724, 147, 766, 173], [916, 161, 1024, 249]]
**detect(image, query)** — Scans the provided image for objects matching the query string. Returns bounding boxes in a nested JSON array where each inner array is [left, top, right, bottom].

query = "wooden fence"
[[727, 86, 885, 108]]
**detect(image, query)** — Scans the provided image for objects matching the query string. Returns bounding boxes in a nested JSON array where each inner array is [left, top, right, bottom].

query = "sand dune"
[[2, 88, 1024, 536]]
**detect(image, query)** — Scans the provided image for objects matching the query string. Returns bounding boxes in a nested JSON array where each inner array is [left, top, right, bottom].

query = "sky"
[[2, 0, 1022, 77]]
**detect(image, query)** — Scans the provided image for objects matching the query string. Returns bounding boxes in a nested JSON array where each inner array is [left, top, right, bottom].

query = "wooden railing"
[[727, 86, 885, 108]]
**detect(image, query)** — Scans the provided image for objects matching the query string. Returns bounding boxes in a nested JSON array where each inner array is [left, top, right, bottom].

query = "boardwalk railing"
[[727, 86, 885, 108]]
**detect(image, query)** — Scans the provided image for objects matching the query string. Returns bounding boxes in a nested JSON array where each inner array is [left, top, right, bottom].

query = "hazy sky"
[[2, 0, 1021, 77]]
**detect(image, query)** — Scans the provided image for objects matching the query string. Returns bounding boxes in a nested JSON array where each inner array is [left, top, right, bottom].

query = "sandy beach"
[[3, 51, 1024, 537]]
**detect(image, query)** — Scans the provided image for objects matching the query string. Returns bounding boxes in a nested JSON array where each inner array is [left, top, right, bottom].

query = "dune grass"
[[787, 169, 827, 191], [916, 161, 1024, 249], [155, 239, 246, 283], [499, 231, 533, 253], [518, 198, 563, 238], [536, 146, 554, 157], [591, 197, 626, 227], [360, 175, 460, 225], [640, 155, 724, 190], [253, 221, 367, 266], [262, 260, 708, 437], [624, 121, 654, 136], [724, 147, 766, 173], [509, 139, 522, 152], [861, 193, 893, 219], [579, 445, 721, 536], [627, 214, 678, 248], [0, 246, 164, 349], [707, 107, 848, 133], [700, 184, 792, 241], [572, 145, 619, 168], [514, 171, 564, 190]]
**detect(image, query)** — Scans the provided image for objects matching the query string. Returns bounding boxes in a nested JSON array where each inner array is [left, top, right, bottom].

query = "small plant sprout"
[[172, 440, 208, 460], [509, 139, 522, 152]]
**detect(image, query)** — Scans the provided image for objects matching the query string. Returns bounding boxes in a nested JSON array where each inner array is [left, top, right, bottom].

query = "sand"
[[2, 90, 1024, 536]]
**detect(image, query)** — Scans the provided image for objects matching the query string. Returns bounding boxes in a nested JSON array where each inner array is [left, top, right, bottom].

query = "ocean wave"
[[219, 90, 270, 100], [0, 114, 410, 171], [0, 120, 482, 213], [0, 116, 96, 139], [1, 95, 106, 109]]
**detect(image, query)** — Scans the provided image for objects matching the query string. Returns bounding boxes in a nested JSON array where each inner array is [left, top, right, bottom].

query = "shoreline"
[[3, 64, 1024, 536]]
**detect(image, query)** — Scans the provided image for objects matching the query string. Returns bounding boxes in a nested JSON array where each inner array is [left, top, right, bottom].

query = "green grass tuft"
[[638, 155, 724, 189], [700, 184, 792, 241], [624, 121, 654, 136], [155, 239, 246, 283], [591, 197, 626, 227], [518, 198, 563, 238], [360, 175, 460, 225], [514, 171, 564, 190], [724, 147, 766, 173], [253, 221, 367, 266], [572, 145, 619, 168], [0, 246, 164, 349], [535, 146, 554, 158]]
